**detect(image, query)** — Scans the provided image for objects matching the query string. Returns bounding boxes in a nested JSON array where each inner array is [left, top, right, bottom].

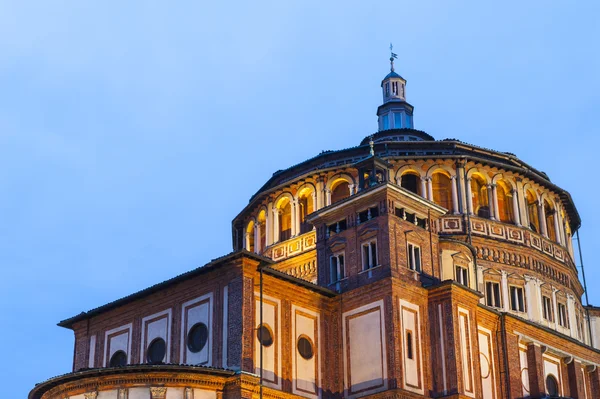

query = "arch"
[[395, 165, 424, 181], [544, 198, 557, 242], [297, 183, 316, 234], [328, 174, 354, 205], [325, 173, 355, 192], [466, 167, 490, 184], [276, 196, 293, 241], [491, 174, 516, 190], [431, 170, 454, 211], [545, 374, 559, 397], [426, 164, 455, 179], [525, 188, 540, 233], [245, 219, 255, 252], [496, 180, 515, 223], [470, 173, 490, 218], [399, 170, 422, 196]]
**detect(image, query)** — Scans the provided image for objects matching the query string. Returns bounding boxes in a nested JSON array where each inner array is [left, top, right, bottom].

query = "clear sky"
[[2, 1, 599, 396]]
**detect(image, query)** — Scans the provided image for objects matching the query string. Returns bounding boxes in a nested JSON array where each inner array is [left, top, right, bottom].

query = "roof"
[[58, 250, 273, 329], [29, 364, 236, 399], [381, 71, 404, 82]]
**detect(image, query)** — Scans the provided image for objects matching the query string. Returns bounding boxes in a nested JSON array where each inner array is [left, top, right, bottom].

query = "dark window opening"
[[401, 174, 419, 195], [406, 331, 413, 359], [297, 336, 314, 360], [546, 374, 559, 397], [358, 206, 379, 224], [109, 350, 127, 368], [146, 337, 166, 364], [187, 322, 209, 353], [485, 282, 501, 308], [510, 286, 525, 313], [328, 219, 347, 235], [256, 324, 274, 347]]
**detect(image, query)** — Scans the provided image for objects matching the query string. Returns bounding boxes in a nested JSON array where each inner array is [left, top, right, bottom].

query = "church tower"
[[377, 45, 414, 131]]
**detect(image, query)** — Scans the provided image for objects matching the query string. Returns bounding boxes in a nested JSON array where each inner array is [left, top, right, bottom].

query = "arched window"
[[257, 210, 267, 251], [278, 198, 292, 241], [496, 182, 514, 223], [246, 220, 255, 252], [545, 374, 559, 397], [298, 188, 315, 234], [401, 172, 420, 195], [544, 199, 557, 241], [331, 180, 350, 204], [471, 175, 489, 218], [432, 172, 453, 211], [526, 190, 540, 233]]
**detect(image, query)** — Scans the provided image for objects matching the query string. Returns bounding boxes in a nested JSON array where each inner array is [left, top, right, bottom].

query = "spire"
[[389, 43, 398, 72]]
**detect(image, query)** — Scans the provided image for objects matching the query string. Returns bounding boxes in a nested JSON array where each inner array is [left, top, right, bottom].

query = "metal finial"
[[369, 136, 375, 156], [389, 43, 398, 72]]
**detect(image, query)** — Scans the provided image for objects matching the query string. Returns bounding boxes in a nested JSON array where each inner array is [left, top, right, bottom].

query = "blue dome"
[[382, 71, 404, 81]]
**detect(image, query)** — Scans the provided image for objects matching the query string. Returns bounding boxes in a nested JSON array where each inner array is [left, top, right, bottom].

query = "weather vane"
[[389, 42, 398, 72]]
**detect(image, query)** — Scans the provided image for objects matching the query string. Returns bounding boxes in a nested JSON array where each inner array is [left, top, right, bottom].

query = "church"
[[29, 54, 600, 399]]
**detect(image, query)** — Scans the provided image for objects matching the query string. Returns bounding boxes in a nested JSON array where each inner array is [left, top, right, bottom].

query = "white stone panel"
[[399, 299, 423, 395], [98, 390, 118, 399], [543, 354, 563, 396], [519, 345, 530, 397], [88, 335, 96, 368], [71, 395, 85, 399], [458, 307, 475, 398], [103, 324, 132, 366], [343, 300, 387, 399], [180, 293, 213, 366], [291, 305, 320, 398], [193, 389, 217, 399], [477, 327, 496, 399], [128, 387, 150, 399], [141, 309, 171, 363], [165, 387, 183, 399], [255, 293, 281, 390]]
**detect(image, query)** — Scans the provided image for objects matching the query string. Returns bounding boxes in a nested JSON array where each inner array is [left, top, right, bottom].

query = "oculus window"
[[146, 337, 166, 364], [297, 336, 314, 360], [109, 350, 127, 368], [256, 324, 274, 347], [187, 322, 209, 353]]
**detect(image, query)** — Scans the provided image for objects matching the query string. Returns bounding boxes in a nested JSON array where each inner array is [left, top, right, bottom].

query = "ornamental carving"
[[150, 386, 167, 399], [84, 392, 98, 399]]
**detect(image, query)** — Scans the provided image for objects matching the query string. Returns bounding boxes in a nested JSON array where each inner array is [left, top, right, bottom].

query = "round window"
[[146, 337, 166, 364], [109, 350, 127, 367], [256, 324, 273, 347], [297, 336, 314, 360], [546, 374, 559, 397], [187, 322, 209, 353]]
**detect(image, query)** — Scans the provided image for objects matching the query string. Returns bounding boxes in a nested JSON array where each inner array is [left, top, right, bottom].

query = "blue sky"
[[2, 1, 599, 396]]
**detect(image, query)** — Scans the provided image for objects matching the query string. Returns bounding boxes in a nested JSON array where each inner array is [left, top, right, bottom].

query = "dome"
[[381, 71, 404, 85]]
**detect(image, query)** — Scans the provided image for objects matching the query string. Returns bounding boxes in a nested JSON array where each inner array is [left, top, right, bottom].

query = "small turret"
[[377, 44, 414, 131]]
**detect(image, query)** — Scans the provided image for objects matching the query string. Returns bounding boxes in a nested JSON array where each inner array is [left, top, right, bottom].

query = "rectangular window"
[[329, 253, 345, 283], [358, 206, 379, 224], [382, 114, 389, 130], [558, 303, 569, 327], [542, 295, 553, 322], [455, 265, 468, 286], [405, 113, 411, 128], [510, 286, 525, 312], [362, 240, 378, 270], [385, 83, 390, 96], [407, 243, 421, 272], [485, 281, 502, 308], [394, 112, 403, 128], [406, 331, 413, 360]]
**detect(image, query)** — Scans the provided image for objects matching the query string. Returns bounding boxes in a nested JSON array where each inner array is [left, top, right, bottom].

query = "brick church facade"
[[30, 58, 600, 399]]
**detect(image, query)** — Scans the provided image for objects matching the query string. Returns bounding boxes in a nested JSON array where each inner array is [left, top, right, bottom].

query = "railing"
[[263, 230, 317, 262], [438, 215, 574, 268]]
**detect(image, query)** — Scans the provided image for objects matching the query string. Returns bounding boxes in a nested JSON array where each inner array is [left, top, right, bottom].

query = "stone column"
[[466, 178, 474, 215], [325, 188, 332, 206], [293, 198, 300, 236], [427, 177, 433, 201], [492, 184, 500, 221], [511, 189, 521, 226], [254, 223, 261, 254], [315, 179, 324, 209], [487, 184, 495, 220], [150, 387, 167, 399], [420, 177, 427, 199], [272, 208, 280, 243], [552, 288, 559, 328], [348, 183, 355, 196], [396, 176, 402, 186], [266, 202, 273, 246], [244, 231, 252, 251], [567, 294, 578, 338], [451, 175, 459, 214], [553, 210, 561, 244], [539, 200, 548, 238], [311, 192, 317, 213], [501, 271, 510, 312], [477, 266, 485, 304]]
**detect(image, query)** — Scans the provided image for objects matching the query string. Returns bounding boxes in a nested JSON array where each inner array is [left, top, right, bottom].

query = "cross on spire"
[[389, 43, 398, 72]]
